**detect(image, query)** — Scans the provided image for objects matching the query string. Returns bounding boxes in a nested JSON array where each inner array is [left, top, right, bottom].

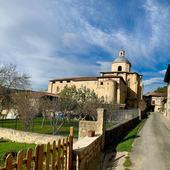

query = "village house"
[[143, 92, 166, 112], [164, 64, 170, 117], [48, 50, 143, 108]]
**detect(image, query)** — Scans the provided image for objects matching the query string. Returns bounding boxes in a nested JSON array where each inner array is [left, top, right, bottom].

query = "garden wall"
[[78, 108, 106, 139], [73, 135, 103, 170], [0, 127, 65, 144], [104, 116, 140, 149]]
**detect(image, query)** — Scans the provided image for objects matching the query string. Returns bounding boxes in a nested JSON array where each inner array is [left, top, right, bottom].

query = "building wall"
[[48, 78, 123, 103], [111, 62, 130, 72], [167, 83, 170, 117], [151, 96, 165, 112]]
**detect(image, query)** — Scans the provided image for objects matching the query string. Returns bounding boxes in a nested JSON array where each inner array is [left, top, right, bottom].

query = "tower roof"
[[113, 50, 131, 64]]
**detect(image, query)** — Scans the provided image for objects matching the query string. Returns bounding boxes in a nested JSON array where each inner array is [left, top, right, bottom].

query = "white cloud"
[[143, 77, 163, 86], [159, 69, 166, 74], [0, 0, 169, 91]]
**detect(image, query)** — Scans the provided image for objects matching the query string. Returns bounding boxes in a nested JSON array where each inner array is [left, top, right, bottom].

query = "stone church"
[[48, 50, 143, 108]]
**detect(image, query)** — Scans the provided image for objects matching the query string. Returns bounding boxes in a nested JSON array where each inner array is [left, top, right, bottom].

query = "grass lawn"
[[0, 118, 79, 138], [0, 139, 35, 167], [116, 118, 146, 152]]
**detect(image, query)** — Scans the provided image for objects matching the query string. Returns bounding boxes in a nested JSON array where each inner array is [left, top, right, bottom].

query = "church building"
[[48, 50, 143, 108]]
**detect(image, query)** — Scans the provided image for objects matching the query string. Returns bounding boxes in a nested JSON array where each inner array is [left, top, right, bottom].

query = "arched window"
[[118, 66, 122, 71]]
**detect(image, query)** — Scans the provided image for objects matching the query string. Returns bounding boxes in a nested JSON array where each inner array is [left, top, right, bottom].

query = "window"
[[60, 81, 63, 83], [118, 66, 122, 71], [56, 86, 59, 92], [67, 80, 70, 83], [100, 82, 103, 85], [127, 79, 130, 87], [152, 100, 155, 105]]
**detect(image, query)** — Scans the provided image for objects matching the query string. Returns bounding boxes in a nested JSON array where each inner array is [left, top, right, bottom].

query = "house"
[[143, 92, 166, 112], [164, 64, 170, 117]]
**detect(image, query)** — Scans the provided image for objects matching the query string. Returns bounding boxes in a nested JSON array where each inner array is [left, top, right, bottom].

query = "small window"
[[152, 100, 155, 105], [67, 80, 70, 83], [60, 81, 63, 83], [100, 82, 103, 85], [56, 86, 59, 92], [118, 66, 122, 71]]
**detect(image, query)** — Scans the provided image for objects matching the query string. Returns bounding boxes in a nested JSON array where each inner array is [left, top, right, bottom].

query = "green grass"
[[116, 119, 146, 152], [123, 156, 132, 167], [0, 118, 79, 138], [0, 139, 35, 166]]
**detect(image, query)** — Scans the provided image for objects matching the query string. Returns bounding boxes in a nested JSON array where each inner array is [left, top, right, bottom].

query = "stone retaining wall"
[[78, 108, 105, 139], [0, 127, 65, 144], [73, 135, 103, 170], [104, 116, 140, 149]]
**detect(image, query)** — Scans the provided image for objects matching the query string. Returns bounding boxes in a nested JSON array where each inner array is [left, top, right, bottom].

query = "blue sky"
[[0, 0, 170, 93]]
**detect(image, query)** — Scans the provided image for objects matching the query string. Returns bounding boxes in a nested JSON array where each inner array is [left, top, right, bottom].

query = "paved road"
[[131, 112, 170, 170]]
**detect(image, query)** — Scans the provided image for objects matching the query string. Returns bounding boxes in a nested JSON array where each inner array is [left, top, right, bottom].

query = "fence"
[[0, 135, 73, 170], [105, 109, 139, 128]]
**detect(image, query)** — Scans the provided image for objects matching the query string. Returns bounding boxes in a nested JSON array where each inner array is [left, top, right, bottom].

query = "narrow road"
[[131, 112, 170, 170]]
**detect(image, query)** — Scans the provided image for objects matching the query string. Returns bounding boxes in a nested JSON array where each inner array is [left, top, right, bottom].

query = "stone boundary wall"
[[78, 108, 105, 139], [73, 135, 103, 170], [104, 116, 140, 149], [0, 127, 65, 144]]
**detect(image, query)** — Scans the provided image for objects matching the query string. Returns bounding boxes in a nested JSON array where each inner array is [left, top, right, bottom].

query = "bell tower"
[[111, 50, 131, 72]]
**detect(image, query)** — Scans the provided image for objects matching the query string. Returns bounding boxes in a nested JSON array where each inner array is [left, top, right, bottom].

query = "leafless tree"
[[39, 97, 67, 135], [12, 92, 38, 131], [0, 63, 30, 114]]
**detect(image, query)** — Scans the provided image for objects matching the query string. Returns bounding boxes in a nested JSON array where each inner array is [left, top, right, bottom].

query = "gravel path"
[[130, 112, 170, 170]]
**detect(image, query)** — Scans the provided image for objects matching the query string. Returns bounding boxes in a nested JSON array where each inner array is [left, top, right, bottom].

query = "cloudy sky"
[[0, 0, 170, 93]]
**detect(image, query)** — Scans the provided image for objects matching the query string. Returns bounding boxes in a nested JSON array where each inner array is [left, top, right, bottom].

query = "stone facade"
[[48, 50, 142, 108], [164, 64, 170, 117], [143, 92, 166, 112], [78, 108, 105, 139]]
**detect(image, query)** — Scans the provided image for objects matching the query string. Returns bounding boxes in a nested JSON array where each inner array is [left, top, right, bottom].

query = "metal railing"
[[105, 109, 139, 128]]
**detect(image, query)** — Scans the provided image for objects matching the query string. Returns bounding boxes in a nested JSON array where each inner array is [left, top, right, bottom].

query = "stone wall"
[[78, 108, 105, 139], [0, 127, 65, 144], [73, 135, 103, 170], [104, 116, 140, 149], [167, 83, 170, 117]]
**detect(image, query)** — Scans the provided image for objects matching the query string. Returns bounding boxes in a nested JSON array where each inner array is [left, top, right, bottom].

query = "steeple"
[[119, 49, 125, 57], [111, 50, 131, 72]]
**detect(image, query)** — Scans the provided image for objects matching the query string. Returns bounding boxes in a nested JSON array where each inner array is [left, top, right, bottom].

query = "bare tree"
[[12, 92, 38, 131], [0, 63, 30, 114], [39, 97, 67, 135]]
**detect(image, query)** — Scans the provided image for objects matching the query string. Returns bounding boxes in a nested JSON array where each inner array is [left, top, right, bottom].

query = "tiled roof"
[[144, 92, 167, 97], [49, 75, 126, 84]]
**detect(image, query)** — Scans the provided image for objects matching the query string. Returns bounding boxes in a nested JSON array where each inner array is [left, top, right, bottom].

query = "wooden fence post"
[[52, 141, 56, 170], [45, 143, 50, 170], [37, 145, 44, 170], [17, 151, 24, 170], [70, 127, 74, 137], [68, 127, 73, 170], [26, 149, 33, 170], [34, 145, 39, 170], [5, 154, 13, 170]]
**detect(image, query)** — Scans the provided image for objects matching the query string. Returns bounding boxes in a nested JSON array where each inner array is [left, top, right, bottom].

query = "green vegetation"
[[123, 156, 132, 167], [124, 168, 131, 170], [0, 139, 35, 166], [0, 118, 79, 138], [154, 86, 167, 93], [116, 119, 146, 152]]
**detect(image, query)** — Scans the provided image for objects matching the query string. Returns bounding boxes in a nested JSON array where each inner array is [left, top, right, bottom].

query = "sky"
[[0, 0, 170, 94]]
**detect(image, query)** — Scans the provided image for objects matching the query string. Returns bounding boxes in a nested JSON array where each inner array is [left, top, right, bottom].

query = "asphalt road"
[[130, 112, 170, 170]]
